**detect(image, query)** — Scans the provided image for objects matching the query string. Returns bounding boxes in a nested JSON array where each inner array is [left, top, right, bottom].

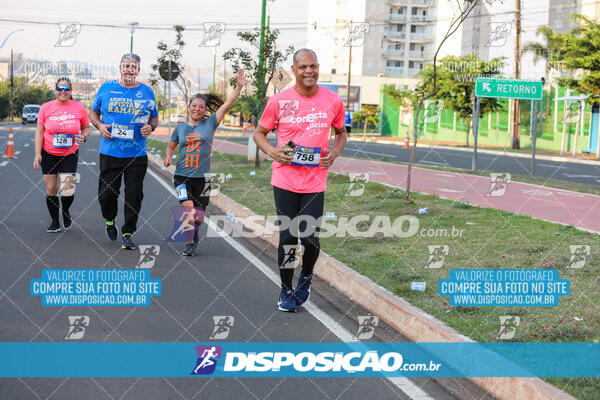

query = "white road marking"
[[0, 161, 8, 167], [563, 173, 597, 179], [147, 167, 433, 400], [419, 160, 448, 166], [14, 151, 21, 155]]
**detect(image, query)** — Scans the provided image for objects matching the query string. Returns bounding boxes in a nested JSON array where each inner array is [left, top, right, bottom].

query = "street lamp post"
[[128, 22, 139, 53]]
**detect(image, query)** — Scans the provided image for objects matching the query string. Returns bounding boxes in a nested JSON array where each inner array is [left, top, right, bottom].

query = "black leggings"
[[273, 186, 324, 290], [98, 154, 148, 234]]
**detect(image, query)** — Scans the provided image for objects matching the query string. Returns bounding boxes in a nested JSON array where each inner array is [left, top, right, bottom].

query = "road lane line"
[[0, 161, 8, 167], [419, 160, 448, 166], [147, 168, 433, 400]]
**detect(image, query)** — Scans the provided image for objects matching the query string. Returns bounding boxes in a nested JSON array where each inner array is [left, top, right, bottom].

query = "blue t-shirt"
[[92, 81, 158, 158], [171, 114, 219, 178], [344, 111, 353, 126]]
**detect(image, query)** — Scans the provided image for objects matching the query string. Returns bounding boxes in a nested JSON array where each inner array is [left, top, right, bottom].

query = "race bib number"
[[176, 184, 188, 201], [52, 133, 72, 148], [290, 146, 321, 167], [111, 124, 134, 140]]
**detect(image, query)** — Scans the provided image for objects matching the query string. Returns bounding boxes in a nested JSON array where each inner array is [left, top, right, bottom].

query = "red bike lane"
[[212, 139, 600, 234]]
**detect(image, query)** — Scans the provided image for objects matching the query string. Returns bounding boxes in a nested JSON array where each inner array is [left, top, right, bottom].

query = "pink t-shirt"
[[259, 86, 345, 193], [38, 100, 89, 156]]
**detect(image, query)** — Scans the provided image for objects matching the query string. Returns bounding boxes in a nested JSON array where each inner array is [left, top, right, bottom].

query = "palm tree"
[[353, 105, 380, 140]]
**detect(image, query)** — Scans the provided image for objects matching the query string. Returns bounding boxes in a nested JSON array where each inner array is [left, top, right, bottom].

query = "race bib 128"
[[52, 133, 72, 148]]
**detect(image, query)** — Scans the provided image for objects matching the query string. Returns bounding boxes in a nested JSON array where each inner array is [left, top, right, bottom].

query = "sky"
[[0, 0, 309, 85]]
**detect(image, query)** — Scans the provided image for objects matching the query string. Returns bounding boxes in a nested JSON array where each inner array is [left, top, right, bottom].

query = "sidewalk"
[[207, 138, 600, 234]]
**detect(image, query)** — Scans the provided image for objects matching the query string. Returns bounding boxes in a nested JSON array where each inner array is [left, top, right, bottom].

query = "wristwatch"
[[150, 123, 157, 132]]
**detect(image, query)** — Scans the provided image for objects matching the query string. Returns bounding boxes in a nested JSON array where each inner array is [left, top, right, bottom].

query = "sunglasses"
[[56, 85, 72, 92]]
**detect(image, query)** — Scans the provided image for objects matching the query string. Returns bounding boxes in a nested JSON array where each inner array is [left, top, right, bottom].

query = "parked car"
[[169, 114, 185, 123], [22, 104, 41, 124]]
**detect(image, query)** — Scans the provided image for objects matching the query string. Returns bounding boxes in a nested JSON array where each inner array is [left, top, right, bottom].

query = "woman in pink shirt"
[[33, 77, 91, 232]]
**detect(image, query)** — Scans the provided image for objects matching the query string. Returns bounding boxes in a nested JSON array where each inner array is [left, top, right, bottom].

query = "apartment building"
[[306, 0, 438, 79]]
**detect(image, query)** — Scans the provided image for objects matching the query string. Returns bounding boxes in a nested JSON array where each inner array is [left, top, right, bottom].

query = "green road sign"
[[475, 78, 543, 100]]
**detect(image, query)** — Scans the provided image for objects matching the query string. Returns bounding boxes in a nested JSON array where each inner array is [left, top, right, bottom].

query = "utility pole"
[[253, 0, 268, 168], [346, 20, 353, 112], [511, 0, 521, 149], [223, 58, 227, 97], [212, 47, 217, 91], [10, 49, 14, 123], [128, 22, 139, 53]]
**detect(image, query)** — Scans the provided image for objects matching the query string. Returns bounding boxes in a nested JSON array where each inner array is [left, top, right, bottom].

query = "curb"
[[146, 152, 576, 400]]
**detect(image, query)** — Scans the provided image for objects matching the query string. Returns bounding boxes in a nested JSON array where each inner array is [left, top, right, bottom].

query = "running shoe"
[[105, 221, 118, 241], [277, 289, 298, 312], [294, 273, 313, 306], [121, 233, 136, 250], [182, 242, 196, 256], [46, 221, 61, 233], [62, 210, 72, 230]]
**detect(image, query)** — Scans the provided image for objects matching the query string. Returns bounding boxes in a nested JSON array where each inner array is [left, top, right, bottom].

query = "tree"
[[149, 25, 191, 118], [223, 25, 294, 167], [223, 26, 294, 126], [403, 0, 484, 200], [353, 104, 379, 139], [426, 54, 505, 146], [554, 15, 600, 105], [0, 77, 53, 120], [229, 94, 257, 126], [523, 25, 565, 112]]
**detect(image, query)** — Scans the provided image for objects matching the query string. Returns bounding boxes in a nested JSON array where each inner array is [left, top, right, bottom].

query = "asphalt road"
[[219, 135, 600, 187], [0, 124, 494, 400]]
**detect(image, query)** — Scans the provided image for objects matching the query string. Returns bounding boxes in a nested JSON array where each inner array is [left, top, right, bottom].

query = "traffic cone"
[[404, 132, 410, 149], [3, 128, 15, 158]]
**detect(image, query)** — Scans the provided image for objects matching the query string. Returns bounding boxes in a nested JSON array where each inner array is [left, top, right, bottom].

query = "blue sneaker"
[[294, 273, 313, 306], [277, 289, 297, 312], [121, 233, 136, 250]]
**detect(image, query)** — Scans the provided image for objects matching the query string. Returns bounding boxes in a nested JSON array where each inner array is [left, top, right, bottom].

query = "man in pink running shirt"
[[253, 48, 348, 312]]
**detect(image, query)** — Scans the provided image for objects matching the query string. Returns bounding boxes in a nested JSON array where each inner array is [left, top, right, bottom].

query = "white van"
[[22, 104, 41, 124]]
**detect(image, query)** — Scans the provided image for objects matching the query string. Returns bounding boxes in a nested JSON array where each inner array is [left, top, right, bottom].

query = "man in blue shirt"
[[89, 53, 159, 249], [344, 109, 353, 133]]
